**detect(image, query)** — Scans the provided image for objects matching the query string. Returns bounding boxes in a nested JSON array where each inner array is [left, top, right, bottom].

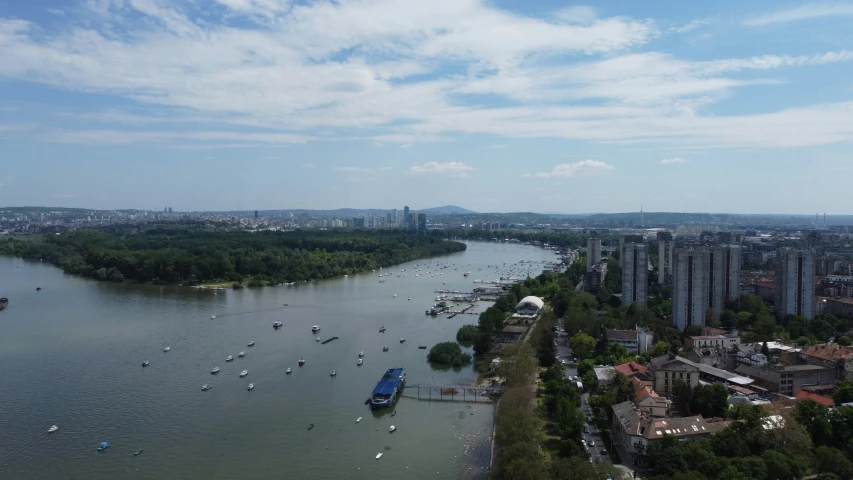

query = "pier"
[[401, 384, 503, 403], [447, 304, 478, 319]]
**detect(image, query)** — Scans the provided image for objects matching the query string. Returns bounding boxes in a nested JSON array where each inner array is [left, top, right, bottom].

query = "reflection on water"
[[0, 241, 558, 479]]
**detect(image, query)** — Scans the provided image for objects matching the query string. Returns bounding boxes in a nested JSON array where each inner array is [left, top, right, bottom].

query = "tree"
[[456, 324, 478, 342], [652, 341, 670, 357], [838, 335, 852, 346], [833, 380, 853, 405], [691, 383, 729, 418], [427, 342, 472, 366], [761, 341, 770, 357], [672, 380, 693, 415], [794, 399, 832, 446], [815, 446, 853, 479], [569, 332, 596, 360], [648, 435, 688, 476], [763, 450, 808, 480]]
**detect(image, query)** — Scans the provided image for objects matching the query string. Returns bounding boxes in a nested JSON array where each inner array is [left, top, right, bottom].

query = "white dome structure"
[[516, 296, 544, 314]]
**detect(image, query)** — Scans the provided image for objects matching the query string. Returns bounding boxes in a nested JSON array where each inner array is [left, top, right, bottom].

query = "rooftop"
[[614, 361, 649, 378], [795, 390, 835, 408], [516, 296, 544, 309], [799, 343, 853, 362], [612, 401, 728, 440], [652, 355, 754, 385], [607, 329, 639, 342], [502, 325, 529, 334]]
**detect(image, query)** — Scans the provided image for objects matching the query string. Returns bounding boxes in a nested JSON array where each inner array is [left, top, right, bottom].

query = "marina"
[[0, 241, 559, 480]]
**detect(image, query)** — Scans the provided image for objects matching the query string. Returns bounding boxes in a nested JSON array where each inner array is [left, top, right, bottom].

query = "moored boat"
[[141, 361, 150, 367], [389, 425, 396, 433], [247, 341, 255, 347], [238, 351, 246, 358], [134, 449, 143, 456], [201, 384, 211, 391], [0, 297, 8, 310], [211, 367, 220, 374], [330, 370, 337, 377], [273, 321, 283, 328], [48, 425, 59, 433], [226, 355, 234, 362], [382, 346, 389, 352], [358, 351, 364, 358], [97, 441, 110, 452], [239, 370, 248, 377], [369, 367, 406, 409], [399, 338, 405, 343], [379, 326, 386, 332], [357, 359, 363, 366], [247, 383, 254, 390], [163, 346, 171, 352], [286, 367, 292, 374], [298, 359, 306, 366], [311, 325, 321, 332]]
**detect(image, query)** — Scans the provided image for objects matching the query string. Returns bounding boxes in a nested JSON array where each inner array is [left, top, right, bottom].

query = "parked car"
[[600, 449, 608, 455], [589, 440, 595, 447]]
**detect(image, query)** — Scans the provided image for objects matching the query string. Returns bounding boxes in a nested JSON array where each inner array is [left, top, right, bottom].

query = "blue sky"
[[1, 0, 853, 213]]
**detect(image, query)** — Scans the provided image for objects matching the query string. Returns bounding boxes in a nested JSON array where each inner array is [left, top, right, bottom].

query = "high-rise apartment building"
[[403, 206, 410, 230], [657, 232, 674, 284], [708, 245, 741, 313], [621, 243, 647, 306], [417, 213, 427, 232], [775, 248, 816, 320], [586, 237, 602, 272], [672, 247, 709, 331], [392, 209, 398, 224]]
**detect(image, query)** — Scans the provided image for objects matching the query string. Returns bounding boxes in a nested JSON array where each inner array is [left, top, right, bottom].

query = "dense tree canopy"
[[0, 224, 466, 285], [427, 342, 472, 366]]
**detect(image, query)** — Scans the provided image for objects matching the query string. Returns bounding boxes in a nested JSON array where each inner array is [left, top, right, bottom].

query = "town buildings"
[[605, 327, 654, 354], [734, 363, 835, 396], [657, 232, 674, 284], [672, 245, 741, 331], [621, 242, 647, 306], [586, 237, 602, 272]]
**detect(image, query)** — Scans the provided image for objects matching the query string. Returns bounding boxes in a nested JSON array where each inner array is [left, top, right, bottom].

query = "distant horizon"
[[3, 205, 853, 218]]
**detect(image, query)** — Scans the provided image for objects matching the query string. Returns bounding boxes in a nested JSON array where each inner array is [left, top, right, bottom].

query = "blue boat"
[[370, 368, 406, 410], [97, 441, 110, 452]]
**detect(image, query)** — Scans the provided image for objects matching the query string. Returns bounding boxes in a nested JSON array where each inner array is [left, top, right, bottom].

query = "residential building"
[[775, 248, 816, 320], [417, 213, 427, 232], [672, 247, 709, 330], [587, 237, 602, 272], [734, 363, 835, 396], [585, 262, 608, 294], [594, 366, 616, 386], [684, 334, 739, 349], [657, 232, 674, 284], [606, 327, 653, 354], [622, 242, 647, 306], [619, 234, 645, 266], [391, 208, 398, 224], [795, 391, 835, 408], [403, 206, 410, 230], [826, 297, 853, 317], [797, 343, 853, 379], [611, 401, 729, 466], [614, 361, 652, 381], [686, 347, 734, 371], [649, 355, 700, 395], [634, 384, 670, 417], [708, 245, 741, 313]]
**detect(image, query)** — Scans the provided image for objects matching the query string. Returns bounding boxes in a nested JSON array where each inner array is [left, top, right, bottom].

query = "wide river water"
[[0, 241, 559, 480]]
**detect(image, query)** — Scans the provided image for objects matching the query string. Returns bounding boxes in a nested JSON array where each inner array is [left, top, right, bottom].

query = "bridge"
[[401, 384, 504, 403]]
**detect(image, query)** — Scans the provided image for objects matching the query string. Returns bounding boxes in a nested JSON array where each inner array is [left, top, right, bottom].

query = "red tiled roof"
[[615, 361, 648, 377], [800, 343, 853, 362], [728, 385, 757, 396], [795, 391, 835, 408]]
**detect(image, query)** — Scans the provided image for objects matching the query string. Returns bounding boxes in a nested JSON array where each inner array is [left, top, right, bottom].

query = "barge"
[[370, 368, 406, 409]]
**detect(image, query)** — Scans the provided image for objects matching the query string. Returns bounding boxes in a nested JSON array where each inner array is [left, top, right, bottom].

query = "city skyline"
[[2, 1, 853, 212]]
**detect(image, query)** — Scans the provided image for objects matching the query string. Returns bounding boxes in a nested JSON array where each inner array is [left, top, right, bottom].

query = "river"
[[0, 241, 559, 480]]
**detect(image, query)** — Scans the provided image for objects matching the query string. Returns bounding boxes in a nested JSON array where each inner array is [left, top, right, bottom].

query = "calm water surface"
[[0, 241, 558, 480]]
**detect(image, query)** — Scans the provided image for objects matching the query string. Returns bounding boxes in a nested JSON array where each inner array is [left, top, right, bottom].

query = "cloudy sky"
[[1, 0, 852, 213]]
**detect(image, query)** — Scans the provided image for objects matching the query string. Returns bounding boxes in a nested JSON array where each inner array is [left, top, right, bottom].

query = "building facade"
[[775, 248, 816, 320], [417, 213, 427, 232], [622, 242, 648, 306], [587, 237, 602, 272], [734, 363, 834, 396], [657, 232, 674, 284], [403, 206, 410, 230], [708, 245, 741, 313], [649, 355, 701, 396], [672, 247, 709, 331]]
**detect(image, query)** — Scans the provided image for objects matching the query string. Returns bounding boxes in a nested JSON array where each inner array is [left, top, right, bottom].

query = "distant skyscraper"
[[672, 247, 709, 331], [167, 207, 173, 213], [403, 206, 410, 230], [392, 209, 398, 224], [775, 248, 816, 320], [619, 234, 644, 271], [621, 243, 647, 306], [657, 232, 674, 284], [254, 210, 258, 219], [586, 237, 602, 272], [417, 213, 427, 232]]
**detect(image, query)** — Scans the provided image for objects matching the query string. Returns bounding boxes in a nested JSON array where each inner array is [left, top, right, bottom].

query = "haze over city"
[[2, 0, 853, 212]]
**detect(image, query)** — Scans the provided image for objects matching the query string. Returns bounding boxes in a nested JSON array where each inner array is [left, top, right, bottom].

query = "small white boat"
[[211, 315, 216, 319], [247, 341, 255, 347], [316, 337, 321, 342], [226, 355, 234, 362], [247, 383, 254, 390], [48, 425, 59, 434], [393, 294, 397, 298], [399, 338, 406, 343], [211, 367, 220, 374], [311, 325, 320, 332], [357, 359, 363, 366], [238, 351, 246, 358], [358, 351, 364, 358], [299, 359, 306, 366], [163, 346, 171, 352], [240, 370, 248, 377], [375, 453, 383, 460], [383, 346, 389, 352], [273, 321, 283, 328], [389, 425, 396, 433], [379, 326, 386, 332], [141, 361, 150, 367], [201, 384, 211, 391], [330, 370, 337, 377], [356, 417, 363, 423], [286, 367, 292, 374]]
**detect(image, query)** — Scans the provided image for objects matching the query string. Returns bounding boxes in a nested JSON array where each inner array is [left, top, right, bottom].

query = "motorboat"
[[390, 410, 396, 417], [48, 425, 59, 433], [211, 367, 220, 374], [393, 294, 397, 298], [311, 325, 321, 333], [357, 359, 363, 366], [240, 370, 248, 377], [379, 326, 386, 332], [226, 355, 234, 362], [247, 383, 254, 390], [238, 351, 246, 358], [382, 346, 389, 352], [247, 341, 255, 347], [97, 441, 110, 452], [273, 321, 283, 328], [201, 384, 211, 391], [399, 338, 406, 343], [316, 337, 321, 342], [141, 361, 150, 367], [134, 449, 143, 456], [308, 424, 314, 430], [163, 346, 171, 352], [358, 351, 364, 358], [286, 367, 292, 374], [375, 453, 383, 460], [356, 417, 363, 423], [418, 346, 427, 349], [330, 370, 337, 377], [298, 359, 306, 366], [211, 315, 216, 319], [389, 425, 396, 433]]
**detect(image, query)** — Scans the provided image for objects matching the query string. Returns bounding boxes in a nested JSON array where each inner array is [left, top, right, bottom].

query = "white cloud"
[[660, 157, 689, 165], [524, 160, 614, 178], [301, 163, 315, 168], [0, 1, 850, 150], [400, 143, 412, 149], [410, 162, 474, 174], [670, 18, 711, 33], [744, 3, 853, 26]]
